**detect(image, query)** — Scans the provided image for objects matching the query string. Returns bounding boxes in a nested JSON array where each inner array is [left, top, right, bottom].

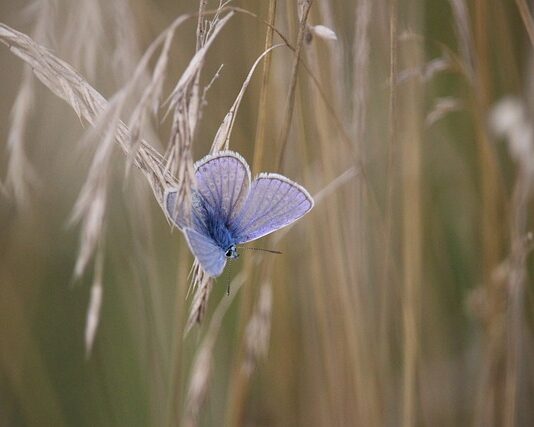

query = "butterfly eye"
[[225, 246, 238, 258]]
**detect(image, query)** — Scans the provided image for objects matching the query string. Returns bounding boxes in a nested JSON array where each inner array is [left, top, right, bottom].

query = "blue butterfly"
[[164, 151, 314, 277]]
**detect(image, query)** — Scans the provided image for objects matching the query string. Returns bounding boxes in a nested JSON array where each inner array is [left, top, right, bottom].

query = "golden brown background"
[[1, 1, 533, 426]]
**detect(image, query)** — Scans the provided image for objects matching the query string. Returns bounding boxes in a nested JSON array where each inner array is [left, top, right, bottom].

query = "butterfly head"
[[224, 244, 239, 259]]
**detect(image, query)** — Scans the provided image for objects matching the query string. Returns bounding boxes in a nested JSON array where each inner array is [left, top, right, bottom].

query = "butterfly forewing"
[[231, 173, 314, 244], [194, 151, 251, 224], [184, 227, 227, 277]]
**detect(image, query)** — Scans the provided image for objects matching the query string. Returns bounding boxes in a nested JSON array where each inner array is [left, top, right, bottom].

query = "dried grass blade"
[[449, 0, 475, 80], [211, 43, 283, 153], [425, 97, 464, 127], [5, 71, 38, 206], [167, 12, 233, 114], [69, 104, 120, 278]]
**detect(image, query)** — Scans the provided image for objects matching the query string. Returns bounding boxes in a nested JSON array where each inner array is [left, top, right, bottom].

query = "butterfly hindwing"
[[230, 173, 314, 244], [164, 188, 187, 229], [184, 227, 227, 277]]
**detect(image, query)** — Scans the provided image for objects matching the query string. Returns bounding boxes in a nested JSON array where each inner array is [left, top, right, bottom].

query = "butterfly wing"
[[164, 151, 251, 230], [230, 173, 314, 244], [184, 227, 227, 277], [164, 188, 187, 229], [194, 151, 251, 224]]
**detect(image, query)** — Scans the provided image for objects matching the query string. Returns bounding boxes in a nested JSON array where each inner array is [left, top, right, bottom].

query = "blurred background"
[[1, 0, 533, 426]]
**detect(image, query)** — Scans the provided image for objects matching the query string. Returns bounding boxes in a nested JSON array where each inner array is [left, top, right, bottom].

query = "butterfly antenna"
[[238, 246, 283, 255]]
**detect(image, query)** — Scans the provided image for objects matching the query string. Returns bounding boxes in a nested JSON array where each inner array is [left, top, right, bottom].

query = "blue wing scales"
[[230, 173, 314, 244], [184, 227, 227, 277]]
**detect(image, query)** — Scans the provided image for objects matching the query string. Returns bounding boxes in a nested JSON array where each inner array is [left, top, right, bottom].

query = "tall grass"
[[0, 1, 533, 426]]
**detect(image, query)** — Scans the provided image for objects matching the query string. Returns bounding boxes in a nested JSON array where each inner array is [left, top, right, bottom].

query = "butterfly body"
[[165, 151, 313, 277], [192, 191, 237, 255]]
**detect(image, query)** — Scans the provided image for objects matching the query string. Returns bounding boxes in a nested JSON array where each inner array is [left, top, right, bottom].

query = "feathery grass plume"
[[68, 106, 119, 279], [425, 97, 464, 127], [395, 43, 456, 85], [84, 247, 104, 357], [109, 0, 144, 80], [0, 23, 168, 188], [4, 0, 57, 207], [60, 0, 103, 81], [125, 14, 192, 175]]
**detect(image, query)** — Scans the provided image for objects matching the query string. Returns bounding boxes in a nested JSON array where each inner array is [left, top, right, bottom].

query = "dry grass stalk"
[[252, 0, 277, 172], [380, 2, 398, 420], [515, 0, 534, 48], [276, 0, 312, 169], [490, 97, 534, 426], [449, 0, 475, 80], [182, 273, 246, 427], [211, 43, 283, 153], [470, 3, 507, 425], [399, 12, 424, 427], [352, 0, 371, 146]]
